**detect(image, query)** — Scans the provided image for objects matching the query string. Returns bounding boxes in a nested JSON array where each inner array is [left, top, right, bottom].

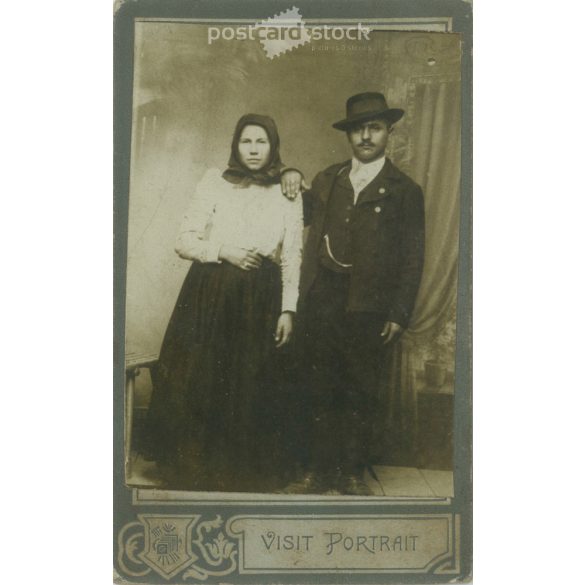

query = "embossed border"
[[116, 512, 461, 581], [114, 2, 472, 583]]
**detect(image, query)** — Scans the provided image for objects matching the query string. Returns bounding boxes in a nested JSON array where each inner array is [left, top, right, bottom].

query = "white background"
[[1, 1, 584, 584]]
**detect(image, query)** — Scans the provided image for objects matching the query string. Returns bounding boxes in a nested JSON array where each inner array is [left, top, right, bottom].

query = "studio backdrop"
[[126, 23, 461, 468]]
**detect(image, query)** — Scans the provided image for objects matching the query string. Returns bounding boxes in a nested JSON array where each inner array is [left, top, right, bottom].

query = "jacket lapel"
[[356, 158, 402, 206], [319, 160, 351, 204], [307, 161, 351, 249]]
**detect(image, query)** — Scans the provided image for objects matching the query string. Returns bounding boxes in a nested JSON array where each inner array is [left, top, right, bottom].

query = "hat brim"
[[332, 108, 405, 131]]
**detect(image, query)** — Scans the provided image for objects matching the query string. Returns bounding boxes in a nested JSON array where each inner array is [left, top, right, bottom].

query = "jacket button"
[[378, 187, 386, 194], [375, 206, 381, 213]]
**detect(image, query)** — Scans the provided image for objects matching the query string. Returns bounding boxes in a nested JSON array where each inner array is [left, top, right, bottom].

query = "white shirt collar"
[[350, 155, 386, 175], [348, 156, 386, 201]]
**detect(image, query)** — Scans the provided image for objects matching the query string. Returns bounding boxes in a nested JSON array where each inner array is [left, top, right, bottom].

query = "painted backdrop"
[[126, 23, 461, 464]]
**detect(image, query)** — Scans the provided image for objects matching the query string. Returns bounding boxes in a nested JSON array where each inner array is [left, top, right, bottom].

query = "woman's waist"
[[215, 257, 281, 289], [211, 255, 279, 273], [189, 257, 280, 291], [219, 239, 280, 262]]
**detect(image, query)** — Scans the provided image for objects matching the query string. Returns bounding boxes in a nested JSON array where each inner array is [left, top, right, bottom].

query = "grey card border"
[[114, 1, 472, 582]]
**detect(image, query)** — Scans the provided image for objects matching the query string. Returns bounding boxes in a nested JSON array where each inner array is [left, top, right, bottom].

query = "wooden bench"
[[124, 349, 159, 474]]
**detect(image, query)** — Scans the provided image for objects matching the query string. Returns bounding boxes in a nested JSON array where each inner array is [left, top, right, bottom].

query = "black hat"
[[332, 92, 404, 131]]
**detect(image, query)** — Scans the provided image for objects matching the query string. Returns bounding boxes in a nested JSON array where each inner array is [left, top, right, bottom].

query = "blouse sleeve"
[[175, 169, 223, 263], [279, 196, 304, 313]]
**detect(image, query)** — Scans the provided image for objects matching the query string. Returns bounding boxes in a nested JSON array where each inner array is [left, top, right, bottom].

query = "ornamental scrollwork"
[[117, 514, 238, 581]]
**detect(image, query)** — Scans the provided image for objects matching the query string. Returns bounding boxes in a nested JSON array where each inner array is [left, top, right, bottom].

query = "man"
[[287, 92, 425, 495]]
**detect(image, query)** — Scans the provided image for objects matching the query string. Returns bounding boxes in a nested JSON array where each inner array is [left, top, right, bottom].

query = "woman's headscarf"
[[222, 113, 284, 187]]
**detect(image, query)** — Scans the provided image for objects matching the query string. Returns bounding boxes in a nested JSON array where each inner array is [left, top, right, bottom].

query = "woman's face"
[[237, 124, 271, 171]]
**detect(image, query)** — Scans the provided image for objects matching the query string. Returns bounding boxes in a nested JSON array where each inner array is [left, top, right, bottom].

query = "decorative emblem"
[[118, 514, 238, 581], [139, 515, 198, 579]]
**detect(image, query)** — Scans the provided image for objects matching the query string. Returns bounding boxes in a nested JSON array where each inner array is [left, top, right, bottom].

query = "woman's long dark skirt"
[[144, 260, 297, 492]]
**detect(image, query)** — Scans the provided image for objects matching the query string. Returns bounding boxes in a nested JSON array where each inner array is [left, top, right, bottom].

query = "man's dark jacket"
[[300, 158, 425, 329]]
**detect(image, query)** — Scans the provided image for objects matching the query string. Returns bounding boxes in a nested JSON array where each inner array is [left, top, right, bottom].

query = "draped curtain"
[[375, 75, 461, 466]]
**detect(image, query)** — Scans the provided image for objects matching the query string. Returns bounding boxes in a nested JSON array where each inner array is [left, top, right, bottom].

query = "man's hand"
[[281, 170, 310, 200], [380, 321, 404, 345], [219, 245, 263, 270], [275, 312, 294, 347]]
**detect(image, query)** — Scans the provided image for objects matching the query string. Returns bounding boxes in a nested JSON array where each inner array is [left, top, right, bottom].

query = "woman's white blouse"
[[175, 168, 304, 313]]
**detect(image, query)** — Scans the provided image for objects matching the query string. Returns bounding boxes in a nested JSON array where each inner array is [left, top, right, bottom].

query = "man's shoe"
[[281, 472, 327, 494], [339, 474, 374, 496]]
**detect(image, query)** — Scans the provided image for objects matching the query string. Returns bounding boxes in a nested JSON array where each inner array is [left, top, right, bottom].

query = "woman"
[[144, 114, 304, 492]]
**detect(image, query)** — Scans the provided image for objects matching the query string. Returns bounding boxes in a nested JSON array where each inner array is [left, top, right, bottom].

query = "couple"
[[145, 92, 425, 495]]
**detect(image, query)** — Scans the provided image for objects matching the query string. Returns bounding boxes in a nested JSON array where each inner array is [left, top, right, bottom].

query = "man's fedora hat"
[[332, 92, 404, 131]]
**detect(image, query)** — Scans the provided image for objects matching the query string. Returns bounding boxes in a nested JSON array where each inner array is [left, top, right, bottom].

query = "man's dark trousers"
[[302, 265, 386, 478]]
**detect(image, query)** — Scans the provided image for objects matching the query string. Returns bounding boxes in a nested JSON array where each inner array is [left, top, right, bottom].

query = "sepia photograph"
[[115, 1, 471, 582], [124, 18, 461, 497], [11, 1, 585, 584]]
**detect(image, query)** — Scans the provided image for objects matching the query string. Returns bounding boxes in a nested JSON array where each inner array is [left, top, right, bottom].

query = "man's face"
[[347, 118, 391, 162]]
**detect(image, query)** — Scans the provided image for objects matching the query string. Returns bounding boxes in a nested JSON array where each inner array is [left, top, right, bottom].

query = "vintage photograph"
[[122, 16, 463, 509], [115, 2, 471, 581], [124, 18, 462, 498]]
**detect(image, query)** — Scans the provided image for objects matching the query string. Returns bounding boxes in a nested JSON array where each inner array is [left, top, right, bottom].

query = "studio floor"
[[126, 454, 453, 498]]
